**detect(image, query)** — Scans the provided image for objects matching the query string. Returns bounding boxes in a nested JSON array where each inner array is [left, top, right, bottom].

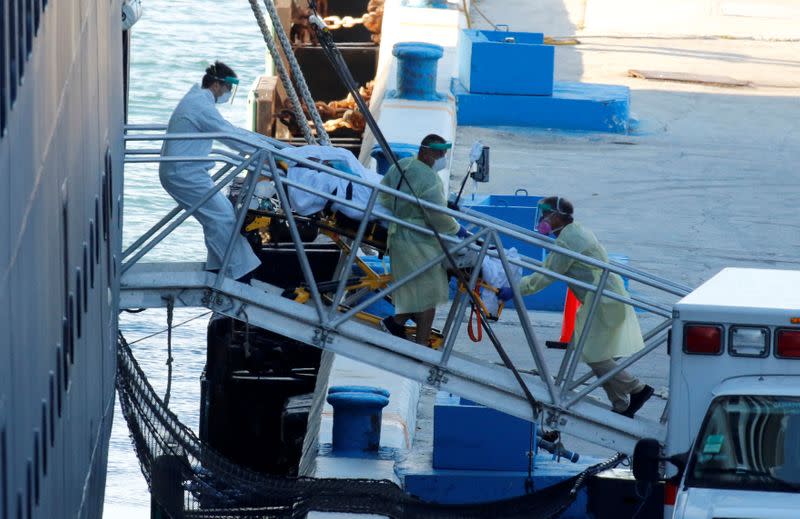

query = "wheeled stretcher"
[[242, 206, 520, 348]]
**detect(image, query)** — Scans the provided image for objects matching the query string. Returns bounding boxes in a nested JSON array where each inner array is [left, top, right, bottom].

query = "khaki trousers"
[[586, 359, 645, 412]]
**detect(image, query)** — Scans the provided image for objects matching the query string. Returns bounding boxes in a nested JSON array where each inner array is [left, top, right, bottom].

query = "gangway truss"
[[121, 125, 692, 455]]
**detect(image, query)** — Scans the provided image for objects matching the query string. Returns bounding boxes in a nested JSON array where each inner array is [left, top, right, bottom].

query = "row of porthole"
[[0, 148, 117, 519], [0, 0, 49, 137]]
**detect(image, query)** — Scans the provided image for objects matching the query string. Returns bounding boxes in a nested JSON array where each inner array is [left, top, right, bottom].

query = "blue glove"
[[497, 286, 514, 302], [456, 225, 469, 238]]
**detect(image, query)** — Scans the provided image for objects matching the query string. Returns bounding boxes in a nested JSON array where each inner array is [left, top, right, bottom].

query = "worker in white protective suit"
[[498, 196, 654, 418], [160, 61, 276, 282]]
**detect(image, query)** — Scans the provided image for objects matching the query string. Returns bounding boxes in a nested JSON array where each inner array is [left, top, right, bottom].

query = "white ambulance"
[[633, 268, 800, 519]]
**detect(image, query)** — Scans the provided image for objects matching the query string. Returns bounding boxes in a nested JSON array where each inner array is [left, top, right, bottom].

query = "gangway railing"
[[120, 126, 691, 454]]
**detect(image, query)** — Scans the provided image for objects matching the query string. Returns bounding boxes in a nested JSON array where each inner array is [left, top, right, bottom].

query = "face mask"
[[536, 218, 553, 235], [216, 90, 232, 104], [536, 215, 564, 235], [432, 155, 448, 172]]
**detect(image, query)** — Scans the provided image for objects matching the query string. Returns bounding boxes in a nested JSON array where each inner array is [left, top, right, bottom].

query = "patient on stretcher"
[[254, 144, 523, 320]]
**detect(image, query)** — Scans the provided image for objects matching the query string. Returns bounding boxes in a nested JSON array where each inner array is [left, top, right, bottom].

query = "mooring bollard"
[[392, 42, 444, 100], [327, 385, 390, 453]]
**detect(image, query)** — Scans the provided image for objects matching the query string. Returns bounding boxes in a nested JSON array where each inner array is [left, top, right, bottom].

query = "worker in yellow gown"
[[498, 196, 654, 418], [378, 134, 467, 346]]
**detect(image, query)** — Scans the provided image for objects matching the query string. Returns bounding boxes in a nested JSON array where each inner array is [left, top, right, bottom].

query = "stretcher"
[[242, 207, 507, 349]]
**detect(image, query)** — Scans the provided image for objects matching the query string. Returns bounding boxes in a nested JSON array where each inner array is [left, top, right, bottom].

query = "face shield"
[[214, 75, 239, 104], [223, 76, 239, 101], [422, 141, 452, 172], [536, 198, 565, 235]]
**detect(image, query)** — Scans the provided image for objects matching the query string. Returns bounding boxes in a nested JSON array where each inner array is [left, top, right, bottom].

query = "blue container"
[[458, 29, 554, 96], [391, 42, 444, 101], [432, 392, 537, 471], [460, 193, 568, 312], [327, 390, 390, 453], [370, 142, 419, 176]]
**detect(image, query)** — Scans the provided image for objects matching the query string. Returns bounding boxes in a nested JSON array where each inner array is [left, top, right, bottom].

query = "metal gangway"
[[120, 125, 692, 455]]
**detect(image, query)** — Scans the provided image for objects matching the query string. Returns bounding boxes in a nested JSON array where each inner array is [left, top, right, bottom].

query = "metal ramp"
[[121, 125, 692, 455]]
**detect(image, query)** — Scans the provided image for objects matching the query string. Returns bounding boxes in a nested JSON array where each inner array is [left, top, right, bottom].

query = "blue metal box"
[[433, 393, 536, 471], [458, 29, 554, 96], [460, 193, 568, 312]]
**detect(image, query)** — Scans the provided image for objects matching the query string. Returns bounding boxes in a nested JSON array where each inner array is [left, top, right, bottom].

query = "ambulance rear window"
[[686, 395, 800, 493]]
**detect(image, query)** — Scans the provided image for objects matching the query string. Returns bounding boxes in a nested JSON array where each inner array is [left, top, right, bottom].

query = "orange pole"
[[559, 289, 581, 343]]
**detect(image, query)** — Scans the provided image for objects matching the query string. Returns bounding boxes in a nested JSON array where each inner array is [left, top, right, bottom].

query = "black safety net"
[[116, 333, 624, 518]]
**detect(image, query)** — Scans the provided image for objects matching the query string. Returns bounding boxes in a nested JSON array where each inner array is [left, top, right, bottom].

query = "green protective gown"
[[379, 157, 460, 314], [519, 222, 644, 363]]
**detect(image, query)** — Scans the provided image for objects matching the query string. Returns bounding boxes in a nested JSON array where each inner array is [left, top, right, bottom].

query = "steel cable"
[[247, 0, 317, 144], [260, 0, 331, 145]]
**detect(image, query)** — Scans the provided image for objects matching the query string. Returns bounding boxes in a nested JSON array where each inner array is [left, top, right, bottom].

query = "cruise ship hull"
[[1, 1, 125, 517]]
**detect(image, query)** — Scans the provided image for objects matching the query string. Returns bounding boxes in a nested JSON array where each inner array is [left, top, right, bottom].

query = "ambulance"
[[633, 268, 800, 519]]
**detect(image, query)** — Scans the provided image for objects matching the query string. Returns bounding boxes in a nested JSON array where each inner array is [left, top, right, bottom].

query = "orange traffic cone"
[[559, 289, 581, 343]]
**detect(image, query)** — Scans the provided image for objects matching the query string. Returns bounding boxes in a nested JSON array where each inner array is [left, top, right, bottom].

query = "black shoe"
[[380, 317, 406, 338], [621, 385, 654, 418]]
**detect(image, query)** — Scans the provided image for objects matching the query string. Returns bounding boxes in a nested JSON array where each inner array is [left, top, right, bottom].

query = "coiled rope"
[[260, 0, 331, 145]]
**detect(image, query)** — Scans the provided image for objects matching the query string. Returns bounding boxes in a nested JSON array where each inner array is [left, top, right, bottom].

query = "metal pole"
[[267, 152, 327, 321], [438, 235, 493, 367], [554, 341, 576, 388], [562, 335, 667, 408], [568, 317, 673, 390], [492, 231, 559, 405], [560, 269, 610, 399], [122, 164, 235, 259], [329, 230, 489, 329], [122, 154, 257, 273], [327, 187, 380, 320], [440, 290, 466, 340], [213, 152, 263, 290]]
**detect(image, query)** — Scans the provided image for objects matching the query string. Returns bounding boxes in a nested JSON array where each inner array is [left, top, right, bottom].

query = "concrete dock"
[[420, 0, 800, 461]]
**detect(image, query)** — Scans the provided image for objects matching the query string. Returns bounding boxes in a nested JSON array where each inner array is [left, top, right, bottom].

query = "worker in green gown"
[[378, 134, 468, 346], [498, 196, 654, 418]]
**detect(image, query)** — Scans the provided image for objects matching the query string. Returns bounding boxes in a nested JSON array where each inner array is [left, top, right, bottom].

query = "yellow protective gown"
[[379, 157, 460, 314], [519, 222, 644, 363]]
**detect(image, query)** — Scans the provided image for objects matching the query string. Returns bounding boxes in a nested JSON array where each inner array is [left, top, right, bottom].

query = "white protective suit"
[[280, 145, 390, 220], [160, 84, 277, 280]]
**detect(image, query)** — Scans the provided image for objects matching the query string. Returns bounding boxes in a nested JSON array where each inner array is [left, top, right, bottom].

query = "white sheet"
[[278, 145, 390, 220]]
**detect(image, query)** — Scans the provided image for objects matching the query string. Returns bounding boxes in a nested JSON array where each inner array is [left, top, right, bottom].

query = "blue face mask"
[[216, 90, 232, 104]]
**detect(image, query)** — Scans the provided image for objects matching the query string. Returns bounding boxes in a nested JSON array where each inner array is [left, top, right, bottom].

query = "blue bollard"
[[392, 42, 444, 101], [328, 385, 391, 398], [327, 387, 390, 453]]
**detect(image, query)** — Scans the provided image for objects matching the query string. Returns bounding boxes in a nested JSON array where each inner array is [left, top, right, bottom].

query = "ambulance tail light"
[[684, 324, 723, 355], [664, 481, 678, 506], [776, 329, 800, 359]]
